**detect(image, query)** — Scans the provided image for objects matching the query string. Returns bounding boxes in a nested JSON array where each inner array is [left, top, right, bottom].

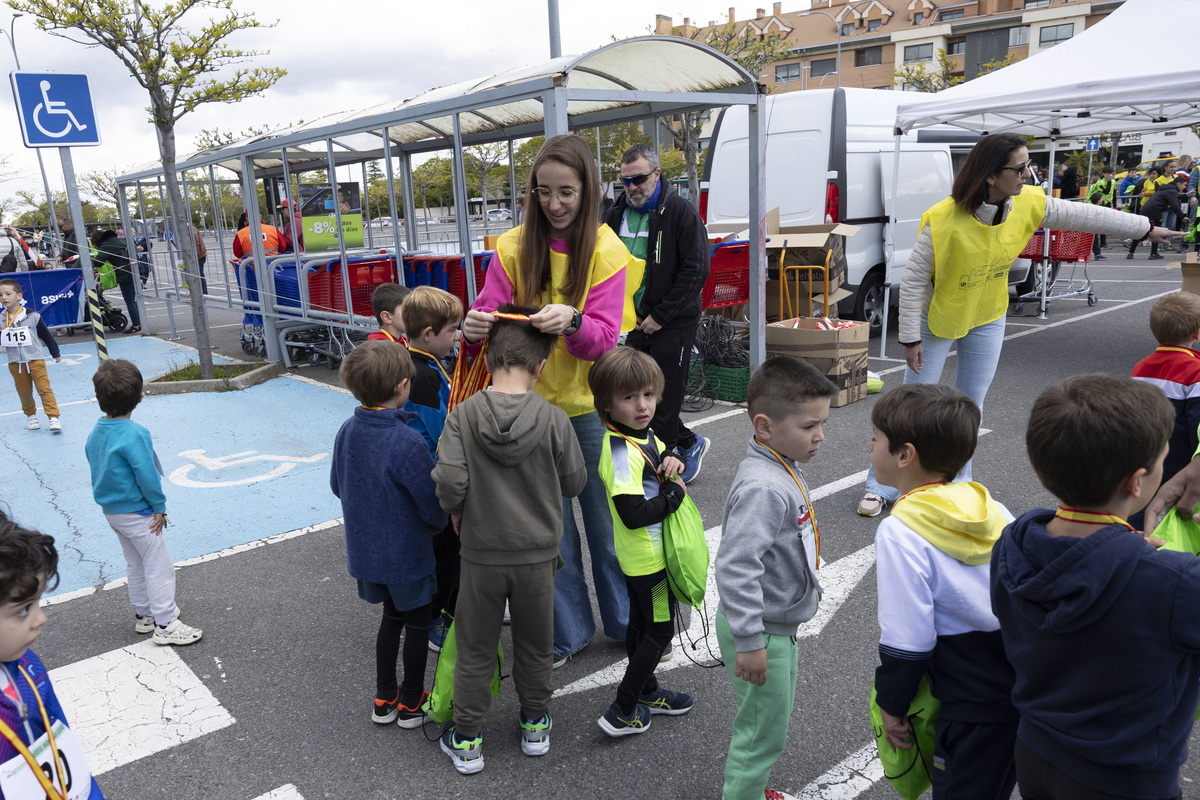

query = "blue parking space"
[[1, 337, 350, 597]]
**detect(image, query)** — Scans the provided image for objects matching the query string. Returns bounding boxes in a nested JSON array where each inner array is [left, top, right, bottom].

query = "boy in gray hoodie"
[[715, 357, 837, 800], [432, 303, 586, 775]]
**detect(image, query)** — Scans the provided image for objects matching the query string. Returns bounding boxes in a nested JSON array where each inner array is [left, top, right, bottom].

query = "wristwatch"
[[563, 307, 582, 336]]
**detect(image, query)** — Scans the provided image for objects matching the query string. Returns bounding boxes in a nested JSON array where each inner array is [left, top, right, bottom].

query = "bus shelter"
[[115, 36, 769, 365]]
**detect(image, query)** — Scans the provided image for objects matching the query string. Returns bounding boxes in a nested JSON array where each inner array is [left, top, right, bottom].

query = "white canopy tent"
[[876, 0, 1200, 350]]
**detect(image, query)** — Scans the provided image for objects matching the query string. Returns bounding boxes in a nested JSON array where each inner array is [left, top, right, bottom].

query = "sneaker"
[[552, 651, 571, 670], [1127, 252, 1135, 259], [372, 692, 400, 724], [1093, 253, 1106, 260], [396, 690, 430, 729], [135, 604, 180, 634], [1150, 253, 1165, 260], [637, 686, 694, 716], [25, 416, 39, 431], [428, 617, 447, 653], [518, 711, 552, 756], [659, 642, 674, 663], [152, 617, 203, 646], [47, 417, 62, 433], [440, 725, 484, 775], [598, 702, 652, 737], [680, 436, 711, 484], [857, 492, 885, 517]]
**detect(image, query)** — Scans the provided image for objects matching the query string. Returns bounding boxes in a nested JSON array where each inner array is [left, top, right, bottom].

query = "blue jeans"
[[554, 412, 629, 657], [865, 314, 1006, 502]]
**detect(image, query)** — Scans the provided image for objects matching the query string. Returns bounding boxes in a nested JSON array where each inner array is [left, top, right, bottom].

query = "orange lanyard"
[[408, 346, 452, 386], [360, 405, 387, 411], [894, 481, 947, 507], [3, 309, 17, 329], [1054, 507, 1135, 532], [1156, 346, 1200, 359], [378, 329, 401, 343], [606, 424, 660, 473], [0, 665, 67, 800], [756, 438, 819, 568]]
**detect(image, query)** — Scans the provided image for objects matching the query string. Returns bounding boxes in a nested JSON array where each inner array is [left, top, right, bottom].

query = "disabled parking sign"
[[10, 72, 101, 147]]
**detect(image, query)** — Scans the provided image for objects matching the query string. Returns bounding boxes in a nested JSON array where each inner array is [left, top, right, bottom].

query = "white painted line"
[[811, 470, 868, 501], [251, 785, 305, 800], [690, 408, 747, 427], [40, 586, 95, 607], [284, 373, 352, 395], [49, 639, 236, 775], [0, 398, 96, 418], [1091, 279, 1181, 283], [792, 742, 885, 799]]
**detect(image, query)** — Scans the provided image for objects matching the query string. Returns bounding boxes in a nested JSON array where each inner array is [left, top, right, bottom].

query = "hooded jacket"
[[92, 229, 134, 285], [991, 509, 1200, 799], [875, 482, 1016, 722], [433, 389, 586, 566]]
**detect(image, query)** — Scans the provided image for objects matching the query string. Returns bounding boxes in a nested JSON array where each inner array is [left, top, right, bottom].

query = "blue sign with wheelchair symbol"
[[10, 72, 101, 147]]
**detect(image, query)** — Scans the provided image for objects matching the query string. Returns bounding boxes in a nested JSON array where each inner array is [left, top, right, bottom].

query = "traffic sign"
[[1086, 137, 1100, 151], [9, 72, 101, 147]]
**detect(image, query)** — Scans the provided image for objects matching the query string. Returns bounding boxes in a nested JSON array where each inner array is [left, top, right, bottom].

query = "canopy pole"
[[381, 129, 404, 257], [1041, 131, 1058, 319], [748, 93, 766, 369], [882, 131, 903, 360], [452, 113, 474, 288]]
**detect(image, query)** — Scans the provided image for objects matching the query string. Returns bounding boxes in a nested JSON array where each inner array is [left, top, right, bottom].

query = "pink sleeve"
[[565, 268, 623, 363], [465, 251, 515, 356]]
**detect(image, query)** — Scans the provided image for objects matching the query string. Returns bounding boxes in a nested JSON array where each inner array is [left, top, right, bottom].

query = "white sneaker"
[[857, 492, 885, 518], [152, 617, 203, 646], [48, 417, 62, 433], [26, 416, 39, 430], [135, 605, 181, 634]]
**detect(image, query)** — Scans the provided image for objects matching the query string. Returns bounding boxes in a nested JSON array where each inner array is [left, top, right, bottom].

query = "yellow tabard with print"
[[496, 226, 644, 416], [923, 185, 1046, 339]]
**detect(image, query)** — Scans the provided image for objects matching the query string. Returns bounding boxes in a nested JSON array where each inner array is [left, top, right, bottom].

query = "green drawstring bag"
[[870, 674, 941, 800], [663, 494, 709, 608], [1153, 504, 1200, 555], [97, 260, 117, 291], [422, 616, 503, 724]]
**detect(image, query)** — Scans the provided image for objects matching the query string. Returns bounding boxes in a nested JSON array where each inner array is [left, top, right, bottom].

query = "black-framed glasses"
[[620, 170, 657, 187], [999, 160, 1032, 174]]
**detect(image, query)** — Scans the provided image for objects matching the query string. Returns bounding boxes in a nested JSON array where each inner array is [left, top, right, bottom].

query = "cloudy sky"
[[0, 0, 775, 210]]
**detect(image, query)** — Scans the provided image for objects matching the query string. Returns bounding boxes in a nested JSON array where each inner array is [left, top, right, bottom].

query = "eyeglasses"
[[620, 170, 657, 187], [534, 187, 579, 205], [999, 160, 1033, 175]]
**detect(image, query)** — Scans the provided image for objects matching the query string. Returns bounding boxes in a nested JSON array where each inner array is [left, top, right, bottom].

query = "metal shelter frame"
[[115, 36, 770, 366]]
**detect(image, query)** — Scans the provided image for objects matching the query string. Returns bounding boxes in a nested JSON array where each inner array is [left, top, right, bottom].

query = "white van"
[[702, 88, 978, 332]]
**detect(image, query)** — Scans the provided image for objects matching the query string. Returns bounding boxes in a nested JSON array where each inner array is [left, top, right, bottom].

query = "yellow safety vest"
[[495, 226, 644, 416], [924, 185, 1046, 339]]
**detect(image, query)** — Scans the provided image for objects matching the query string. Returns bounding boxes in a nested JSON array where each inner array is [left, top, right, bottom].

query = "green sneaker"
[[440, 725, 484, 774], [518, 711, 552, 756]]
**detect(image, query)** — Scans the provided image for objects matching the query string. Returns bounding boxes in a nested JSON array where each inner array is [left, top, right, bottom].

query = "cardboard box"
[[766, 317, 869, 407], [1178, 252, 1200, 295]]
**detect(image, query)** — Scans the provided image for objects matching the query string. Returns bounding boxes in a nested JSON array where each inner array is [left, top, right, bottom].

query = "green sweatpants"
[[717, 608, 799, 800]]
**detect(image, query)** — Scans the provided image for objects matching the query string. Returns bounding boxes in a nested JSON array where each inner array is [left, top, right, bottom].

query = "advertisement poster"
[[298, 183, 363, 251]]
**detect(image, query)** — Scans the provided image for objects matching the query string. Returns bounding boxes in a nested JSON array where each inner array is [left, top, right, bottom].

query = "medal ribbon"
[[408, 346, 453, 386], [0, 666, 67, 800], [756, 438, 820, 569], [1054, 507, 1135, 532]]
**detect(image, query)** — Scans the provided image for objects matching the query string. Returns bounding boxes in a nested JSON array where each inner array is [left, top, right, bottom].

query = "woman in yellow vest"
[[858, 133, 1176, 517], [462, 134, 643, 665]]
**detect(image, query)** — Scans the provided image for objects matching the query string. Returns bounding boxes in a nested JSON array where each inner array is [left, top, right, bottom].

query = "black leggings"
[[376, 597, 432, 705], [616, 570, 676, 712]]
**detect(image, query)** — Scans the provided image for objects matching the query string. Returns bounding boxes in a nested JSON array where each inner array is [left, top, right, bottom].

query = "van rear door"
[[880, 147, 954, 283]]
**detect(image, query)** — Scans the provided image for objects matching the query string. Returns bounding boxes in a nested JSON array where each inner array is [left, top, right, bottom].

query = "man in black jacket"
[[1129, 175, 1187, 260], [603, 143, 712, 483]]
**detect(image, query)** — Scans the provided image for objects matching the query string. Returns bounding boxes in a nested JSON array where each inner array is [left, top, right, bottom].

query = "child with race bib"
[[588, 346, 694, 737], [0, 508, 104, 799], [0, 279, 62, 433]]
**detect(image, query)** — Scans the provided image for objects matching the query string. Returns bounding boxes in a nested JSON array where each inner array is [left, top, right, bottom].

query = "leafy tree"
[[13, 0, 286, 378], [411, 157, 452, 231], [463, 143, 508, 216], [893, 48, 962, 93]]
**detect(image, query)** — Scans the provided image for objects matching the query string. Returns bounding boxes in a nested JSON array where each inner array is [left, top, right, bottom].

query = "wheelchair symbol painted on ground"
[[54, 353, 92, 367], [33, 80, 88, 139], [169, 449, 329, 488]]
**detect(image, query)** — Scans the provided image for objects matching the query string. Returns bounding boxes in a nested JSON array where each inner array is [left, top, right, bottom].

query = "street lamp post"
[[796, 10, 842, 89], [819, 72, 840, 88], [1, 14, 64, 253]]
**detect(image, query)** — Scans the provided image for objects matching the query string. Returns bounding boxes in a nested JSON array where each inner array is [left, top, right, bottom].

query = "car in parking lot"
[[487, 208, 512, 220]]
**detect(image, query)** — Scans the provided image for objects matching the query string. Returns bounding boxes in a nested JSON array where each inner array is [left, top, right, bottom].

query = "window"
[[775, 63, 801, 82], [947, 39, 966, 55], [811, 58, 837, 76], [855, 46, 883, 66], [867, 18, 881, 31], [1009, 25, 1029, 47], [1039, 22, 1074, 47], [913, 11, 924, 23], [940, 9, 964, 21], [1024, 0, 1050, 7], [904, 43, 933, 62], [841, 23, 855, 36]]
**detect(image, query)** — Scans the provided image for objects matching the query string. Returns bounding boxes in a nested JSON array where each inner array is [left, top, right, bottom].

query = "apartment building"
[[654, 0, 1123, 92]]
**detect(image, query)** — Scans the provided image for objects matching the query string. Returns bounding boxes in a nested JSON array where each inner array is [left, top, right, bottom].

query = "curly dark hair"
[[0, 508, 59, 604]]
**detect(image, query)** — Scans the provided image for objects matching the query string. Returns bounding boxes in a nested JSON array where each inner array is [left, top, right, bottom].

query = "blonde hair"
[[1150, 292, 1200, 346], [401, 286, 463, 338]]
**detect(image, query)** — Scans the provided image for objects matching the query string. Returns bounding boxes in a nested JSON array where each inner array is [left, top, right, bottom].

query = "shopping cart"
[[1011, 229, 1097, 316]]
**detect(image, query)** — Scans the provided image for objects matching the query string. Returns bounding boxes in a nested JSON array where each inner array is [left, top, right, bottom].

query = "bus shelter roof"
[[118, 36, 758, 185]]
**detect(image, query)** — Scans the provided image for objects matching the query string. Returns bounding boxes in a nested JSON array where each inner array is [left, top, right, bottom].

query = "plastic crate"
[[689, 362, 750, 403], [703, 243, 750, 309]]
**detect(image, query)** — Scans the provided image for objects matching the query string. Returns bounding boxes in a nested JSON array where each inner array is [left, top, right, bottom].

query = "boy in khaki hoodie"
[[432, 303, 586, 775], [870, 384, 1016, 799]]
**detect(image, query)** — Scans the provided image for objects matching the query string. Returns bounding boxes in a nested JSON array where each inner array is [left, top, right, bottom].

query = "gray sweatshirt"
[[717, 438, 822, 652], [433, 389, 586, 566]]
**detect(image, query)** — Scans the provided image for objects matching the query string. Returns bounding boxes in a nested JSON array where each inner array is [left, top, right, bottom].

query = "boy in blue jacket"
[[331, 340, 446, 728], [85, 359, 201, 646], [0, 509, 104, 799], [992, 374, 1200, 800]]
